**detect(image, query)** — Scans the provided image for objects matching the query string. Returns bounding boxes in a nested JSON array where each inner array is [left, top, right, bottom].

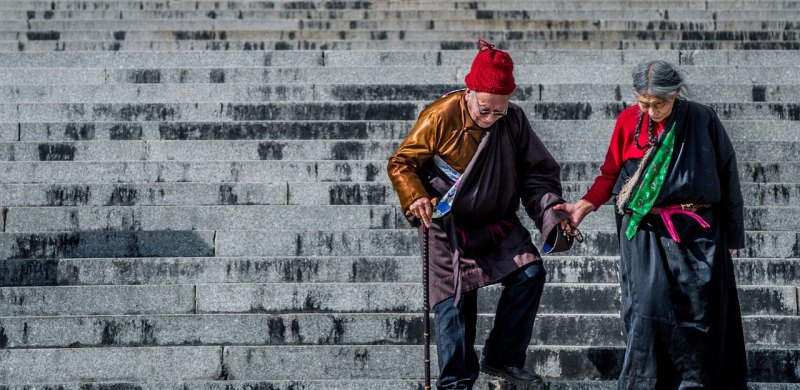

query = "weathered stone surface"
[[0, 346, 222, 383], [0, 231, 215, 259], [2, 313, 795, 349], [0, 285, 195, 316]]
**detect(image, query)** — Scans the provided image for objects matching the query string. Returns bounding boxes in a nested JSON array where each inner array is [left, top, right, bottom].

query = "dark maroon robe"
[[412, 102, 570, 306]]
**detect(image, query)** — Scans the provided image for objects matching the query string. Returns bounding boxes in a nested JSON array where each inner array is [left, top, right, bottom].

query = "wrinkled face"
[[636, 93, 678, 123], [465, 89, 510, 129]]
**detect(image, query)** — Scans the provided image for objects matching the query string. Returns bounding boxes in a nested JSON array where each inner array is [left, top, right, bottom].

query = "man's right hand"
[[552, 199, 596, 228], [409, 197, 433, 228]]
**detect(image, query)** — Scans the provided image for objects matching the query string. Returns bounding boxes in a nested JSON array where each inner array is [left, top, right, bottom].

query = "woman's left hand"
[[729, 248, 736, 257]]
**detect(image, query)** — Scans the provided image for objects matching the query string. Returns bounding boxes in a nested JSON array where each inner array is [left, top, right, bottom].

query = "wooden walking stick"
[[422, 225, 432, 390]]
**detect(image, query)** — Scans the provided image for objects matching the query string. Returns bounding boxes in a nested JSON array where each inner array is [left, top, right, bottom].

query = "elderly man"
[[387, 40, 575, 390]]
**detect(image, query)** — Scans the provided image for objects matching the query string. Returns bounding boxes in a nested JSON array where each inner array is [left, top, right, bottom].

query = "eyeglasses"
[[477, 107, 509, 117], [471, 92, 509, 117]]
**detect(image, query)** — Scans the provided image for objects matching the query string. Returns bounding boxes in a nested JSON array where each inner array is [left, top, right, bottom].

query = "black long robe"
[[415, 102, 569, 307], [613, 99, 747, 389]]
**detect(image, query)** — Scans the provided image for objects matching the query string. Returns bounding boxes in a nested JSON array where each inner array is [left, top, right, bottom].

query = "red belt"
[[648, 203, 711, 243]]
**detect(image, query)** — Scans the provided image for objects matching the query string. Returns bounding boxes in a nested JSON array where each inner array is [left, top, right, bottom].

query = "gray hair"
[[631, 60, 688, 99]]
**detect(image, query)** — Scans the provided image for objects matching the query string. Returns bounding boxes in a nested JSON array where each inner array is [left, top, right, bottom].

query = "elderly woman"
[[555, 60, 747, 388]]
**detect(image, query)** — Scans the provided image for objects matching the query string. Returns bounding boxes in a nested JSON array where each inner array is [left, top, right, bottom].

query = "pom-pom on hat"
[[464, 39, 516, 95]]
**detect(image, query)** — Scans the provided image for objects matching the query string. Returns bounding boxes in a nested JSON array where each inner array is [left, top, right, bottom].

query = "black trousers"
[[433, 261, 546, 390]]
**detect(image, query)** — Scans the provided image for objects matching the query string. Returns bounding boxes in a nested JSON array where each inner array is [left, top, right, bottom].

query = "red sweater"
[[582, 105, 666, 209]]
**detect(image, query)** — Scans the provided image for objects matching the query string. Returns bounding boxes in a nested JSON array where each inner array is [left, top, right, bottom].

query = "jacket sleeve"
[[514, 109, 570, 247], [712, 110, 745, 249], [387, 108, 442, 213]]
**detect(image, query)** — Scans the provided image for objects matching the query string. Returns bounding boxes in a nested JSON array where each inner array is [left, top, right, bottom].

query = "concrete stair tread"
[[2, 160, 800, 184], [9, 30, 800, 41], [0, 313, 797, 348], [0, 345, 797, 382], [0, 282, 795, 316], [1, 255, 798, 286], [2, 84, 800, 104], [8, 20, 800, 31], [6, 40, 800, 52], [0, 380, 796, 390], [5, 120, 800, 142], [5, 9, 800, 19], [0, 50, 798, 67], [1, 102, 799, 122], [3, 138, 799, 162], [4, 203, 800, 232], [8, 181, 799, 207]]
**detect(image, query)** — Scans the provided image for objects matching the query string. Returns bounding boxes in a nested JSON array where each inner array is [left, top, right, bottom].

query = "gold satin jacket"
[[387, 90, 487, 212]]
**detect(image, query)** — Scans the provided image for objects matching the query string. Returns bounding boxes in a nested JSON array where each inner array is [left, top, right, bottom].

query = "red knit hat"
[[464, 39, 516, 95]]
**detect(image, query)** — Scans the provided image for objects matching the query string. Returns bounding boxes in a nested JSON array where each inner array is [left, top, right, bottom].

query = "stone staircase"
[[0, 0, 798, 388]]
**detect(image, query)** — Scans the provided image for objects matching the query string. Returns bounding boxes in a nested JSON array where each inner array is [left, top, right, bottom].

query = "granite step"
[[1, 101, 800, 122], [3, 65, 800, 85], [10, 19, 800, 32], [4, 138, 798, 162], [1, 229, 796, 259], [0, 345, 796, 383], [8, 29, 800, 42], [6, 39, 800, 52], [0, 283, 795, 316], [4, 204, 800, 232], [0, 50, 797, 67], [0, 380, 795, 390], [198, 229, 800, 258], [0, 313, 796, 348], [4, 0, 799, 11], [5, 120, 799, 142], [2, 181, 798, 207], [1, 160, 798, 184], [2, 256, 797, 286], [2, 83, 800, 103], [3, 9, 800, 20]]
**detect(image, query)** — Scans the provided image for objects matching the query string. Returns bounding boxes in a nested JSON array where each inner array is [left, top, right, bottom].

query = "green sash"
[[625, 122, 676, 240]]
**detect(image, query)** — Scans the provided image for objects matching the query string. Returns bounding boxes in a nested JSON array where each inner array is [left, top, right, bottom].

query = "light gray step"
[[0, 230, 216, 259], [1, 381, 798, 390], [0, 379, 621, 390], [1, 0, 793, 12], [4, 204, 800, 232], [6, 39, 800, 52], [2, 227, 798, 260], [3, 205, 400, 231], [2, 101, 800, 122], [1, 255, 798, 286], [8, 29, 800, 42], [3, 254, 798, 286], [3, 83, 800, 104], [5, 120, 799, 142], [4, 120, 415, 142], [3, 181, 798, 207], [0, 50, 797, 68], [5, 65, 800, 86], [4, 8, 800, 20], [34, 180, 800, 208], [4, 345, 796, 383], [205, 229, 800, 258], [10, 19, 800, 32], [0, 282, 795, 316], [0, 346, 223, 383], [1, 160, 799, 184], [3, 138, 798, 162], [0, 313, 796, 348]]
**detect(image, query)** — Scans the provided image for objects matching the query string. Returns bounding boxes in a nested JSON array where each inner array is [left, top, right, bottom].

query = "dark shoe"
[[480, 359, 543, 384]]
